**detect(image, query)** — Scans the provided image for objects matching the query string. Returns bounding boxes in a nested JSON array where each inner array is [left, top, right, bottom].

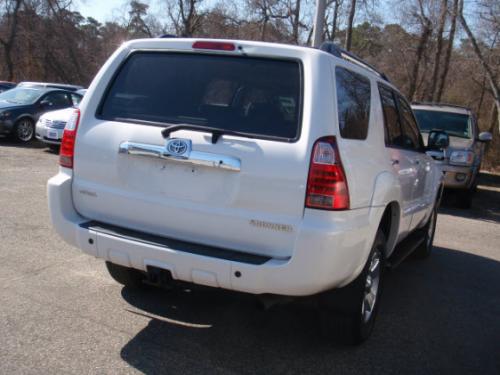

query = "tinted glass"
[[413, 109, 471, 139], [397, 96, 422, 150], [336, 67, 371, 140], [100, 52, 302, 140], [44, 92, 71, 107], [378, 84, 403, 147]]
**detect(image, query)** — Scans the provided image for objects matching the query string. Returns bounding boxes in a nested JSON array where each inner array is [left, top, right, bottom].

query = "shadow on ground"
[[0, 136, 48, 150], [440, 172, 500, 224], [119, 247, 500, 374]]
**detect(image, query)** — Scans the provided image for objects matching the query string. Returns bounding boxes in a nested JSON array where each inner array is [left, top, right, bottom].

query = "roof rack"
[[319, 42, 390, 82], [17, 82, 84, 91], [411, 102, 471, 111]]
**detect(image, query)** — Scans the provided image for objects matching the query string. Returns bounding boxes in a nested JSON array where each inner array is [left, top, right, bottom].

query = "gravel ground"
[[1, 139, 499, 375]]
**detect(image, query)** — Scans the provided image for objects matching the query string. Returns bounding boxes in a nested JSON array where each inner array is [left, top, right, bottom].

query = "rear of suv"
[[48, 38, 443, 344], [412, 103, 492, 208]]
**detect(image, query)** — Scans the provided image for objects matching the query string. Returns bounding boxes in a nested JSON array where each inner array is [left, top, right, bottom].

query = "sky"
[[76, 0, 132, 23]]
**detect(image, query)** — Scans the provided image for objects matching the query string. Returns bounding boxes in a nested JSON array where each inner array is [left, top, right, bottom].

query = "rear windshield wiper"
[[161, 123, 258, 144]]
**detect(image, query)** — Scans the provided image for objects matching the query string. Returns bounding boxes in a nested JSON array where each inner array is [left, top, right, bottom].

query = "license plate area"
[[47, 130, 59, 140]]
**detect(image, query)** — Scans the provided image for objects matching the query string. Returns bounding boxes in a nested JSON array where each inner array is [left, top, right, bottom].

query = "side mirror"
[[478, 131, 492, 142], [427, 130, 449, 150], [40, 100, 52, 108]]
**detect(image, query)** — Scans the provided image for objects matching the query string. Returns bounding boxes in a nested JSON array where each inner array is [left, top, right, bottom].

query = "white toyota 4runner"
[[48, 38, 443, 344]]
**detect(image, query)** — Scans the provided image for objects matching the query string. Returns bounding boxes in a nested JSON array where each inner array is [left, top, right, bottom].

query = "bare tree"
[[426, 0, 447, 101], [407, 0, 433, 101], [435, 0, 458, 101], [344, 0, 356, 50], [458, 0, 500, 131], [0, 0, 22, 81], [325, 0, 342, 42], [167, 0, 204, 37]]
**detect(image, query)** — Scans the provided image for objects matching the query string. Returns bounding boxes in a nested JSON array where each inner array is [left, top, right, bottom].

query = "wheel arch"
[[378, 201, 400, 258]]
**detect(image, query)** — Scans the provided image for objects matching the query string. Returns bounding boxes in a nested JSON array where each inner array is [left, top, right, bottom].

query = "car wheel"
[[415, 204, 437, 259], [319, 230, 385, 345], [13, 118, 35, 142], [105, 262, 146, 289]]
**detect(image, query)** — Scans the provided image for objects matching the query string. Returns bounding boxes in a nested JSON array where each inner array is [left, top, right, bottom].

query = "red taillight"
[[59, 109, 80, 169], [192, 41, 236, 51], [305, 136, 349, 210]]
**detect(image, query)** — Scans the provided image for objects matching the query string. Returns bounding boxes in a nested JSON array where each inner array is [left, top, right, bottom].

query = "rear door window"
[[397, 96, 423, 151], [335, 67, 371, 140], [378, 84, 404, 147], [99, 52, 302, 141]]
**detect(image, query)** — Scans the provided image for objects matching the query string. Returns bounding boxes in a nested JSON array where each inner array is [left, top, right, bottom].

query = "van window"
[[99, 52, 302, 141], [335, 67, 371, 140]]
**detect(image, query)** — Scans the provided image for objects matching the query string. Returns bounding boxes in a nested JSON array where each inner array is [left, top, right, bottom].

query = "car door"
[[378, 84, 415, 237], [396, 95, 431, 229]]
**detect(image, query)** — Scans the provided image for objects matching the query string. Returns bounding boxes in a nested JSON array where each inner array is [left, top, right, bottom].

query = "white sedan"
[[35, 89, 86, 148]]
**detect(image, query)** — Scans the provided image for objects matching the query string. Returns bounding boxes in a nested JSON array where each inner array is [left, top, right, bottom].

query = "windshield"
[[99, 52, 302, 141], [0, 87, 43, 105], [414, 109, 471, 139]]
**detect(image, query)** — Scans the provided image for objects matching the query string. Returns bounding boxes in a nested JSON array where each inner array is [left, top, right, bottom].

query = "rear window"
[[335, 67, 371, 140], [99, 52, 302, 141]]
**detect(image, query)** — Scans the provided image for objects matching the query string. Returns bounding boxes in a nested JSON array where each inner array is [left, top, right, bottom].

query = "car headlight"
[[0, 111, 11, 120], [449, 150, 474, 166]]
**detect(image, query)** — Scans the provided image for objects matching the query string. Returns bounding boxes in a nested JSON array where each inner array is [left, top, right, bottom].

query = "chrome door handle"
[[391, 159, 399, 166], [119, 141, 241, 172]]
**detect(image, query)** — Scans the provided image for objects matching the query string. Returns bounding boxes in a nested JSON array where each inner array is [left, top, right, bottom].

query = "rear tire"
[[105, 262, 146, 289], [319, 230, 386, 345], [414, 204, 437, 259], [48, 144, 59, 153]]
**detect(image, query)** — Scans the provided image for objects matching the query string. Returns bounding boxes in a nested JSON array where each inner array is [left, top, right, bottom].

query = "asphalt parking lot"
[[0, 139, 499, 375]]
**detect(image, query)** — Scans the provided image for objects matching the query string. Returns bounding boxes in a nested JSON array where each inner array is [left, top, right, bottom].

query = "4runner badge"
[[250, 219, 293, 233]]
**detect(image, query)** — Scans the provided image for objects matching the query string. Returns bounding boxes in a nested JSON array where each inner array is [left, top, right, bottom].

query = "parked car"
[[0, 85, 83, 142], [48, 38, 444, 345], [36, 89, 87, 148], [0, 81, 16, 93], [412, 103, 492, 208]]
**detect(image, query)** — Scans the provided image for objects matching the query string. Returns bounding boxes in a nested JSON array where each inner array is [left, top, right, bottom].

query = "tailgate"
[[73, 49, 308, 259]]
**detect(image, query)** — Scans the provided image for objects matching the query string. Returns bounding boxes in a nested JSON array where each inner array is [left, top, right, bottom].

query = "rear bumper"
[[48, 171, 384, 296]]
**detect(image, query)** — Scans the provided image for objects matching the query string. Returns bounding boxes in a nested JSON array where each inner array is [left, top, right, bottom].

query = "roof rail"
[[411, 101, 471, 111], [319, 42, 390, 82]]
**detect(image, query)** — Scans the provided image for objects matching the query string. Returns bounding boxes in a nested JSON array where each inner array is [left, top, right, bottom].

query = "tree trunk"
[[458, 1, 500, 133], [436, 0, 458, 102], [332, 0, 340, 41], [344, 0, 356, 51], [428, 0, 448, 101], [408, 17, 432, 101], [0, 0, 22, 81]]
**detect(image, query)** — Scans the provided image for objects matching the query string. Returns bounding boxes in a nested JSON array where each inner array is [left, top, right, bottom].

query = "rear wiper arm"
[[161, 123, 256, 144]]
